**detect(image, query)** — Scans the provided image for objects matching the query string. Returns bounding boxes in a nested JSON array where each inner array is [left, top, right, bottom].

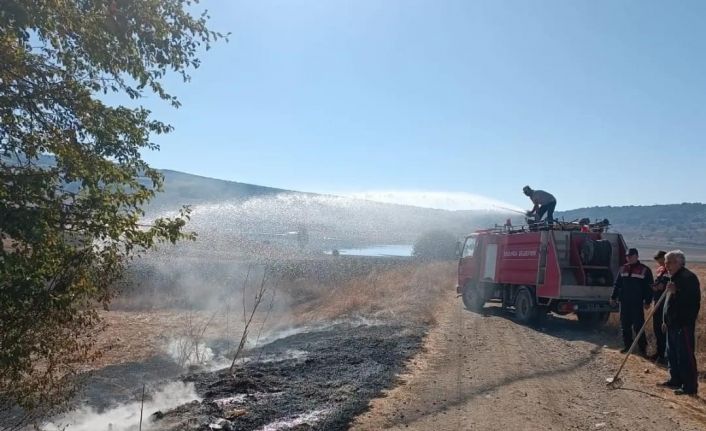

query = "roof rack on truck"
[[483, 218, 611, 235]]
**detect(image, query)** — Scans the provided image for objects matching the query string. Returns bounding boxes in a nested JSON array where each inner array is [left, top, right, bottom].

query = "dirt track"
[[353, 295, 706, 431]]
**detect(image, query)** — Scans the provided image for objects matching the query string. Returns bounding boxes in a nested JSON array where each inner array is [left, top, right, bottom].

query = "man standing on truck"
[[610, 248, 654, 356], [522, 186, 556, 226], [659, 250, 700, 396], [650, 250, 669, 363]]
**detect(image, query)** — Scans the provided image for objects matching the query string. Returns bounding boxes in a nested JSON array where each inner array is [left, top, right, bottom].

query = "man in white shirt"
[[523, 186, 557, 226]]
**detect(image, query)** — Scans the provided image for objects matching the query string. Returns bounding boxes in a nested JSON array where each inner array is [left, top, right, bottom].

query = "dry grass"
[[87, 257, 706, 387], [88, 310, 233, 370], [90, 259, 456, 369], [95, 258, 706, 368], [291, 261, 456, 325]]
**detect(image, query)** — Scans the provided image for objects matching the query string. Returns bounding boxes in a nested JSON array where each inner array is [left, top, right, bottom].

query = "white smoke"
[[257, 409, 331, 431], [42, 382, 200, 431], [343, 190, 522, 211], [164, 337, 233, 371], [256, 316, 384, 346]]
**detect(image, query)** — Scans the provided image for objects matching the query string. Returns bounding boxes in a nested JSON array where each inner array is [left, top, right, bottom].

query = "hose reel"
[[580, 239, 612, 266]]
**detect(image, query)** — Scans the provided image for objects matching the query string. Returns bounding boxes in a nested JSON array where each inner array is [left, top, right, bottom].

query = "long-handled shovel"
[[606, 288, 670, 389]]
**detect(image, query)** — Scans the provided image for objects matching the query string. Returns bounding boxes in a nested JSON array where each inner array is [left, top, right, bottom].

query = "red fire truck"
[[456, 220, 624, 326]]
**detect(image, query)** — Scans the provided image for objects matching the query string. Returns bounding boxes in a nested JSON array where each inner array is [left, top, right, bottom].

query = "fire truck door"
[[483, 244, 498, 281]]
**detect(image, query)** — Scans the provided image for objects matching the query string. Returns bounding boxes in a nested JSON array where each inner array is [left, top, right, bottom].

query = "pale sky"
[[135, 0, 705, 210]]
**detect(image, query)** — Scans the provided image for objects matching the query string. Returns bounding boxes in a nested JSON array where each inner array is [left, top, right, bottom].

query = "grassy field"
[[98, 257, 706, 380], [289, 260, 456, 325], [95, 259, 456, 370]]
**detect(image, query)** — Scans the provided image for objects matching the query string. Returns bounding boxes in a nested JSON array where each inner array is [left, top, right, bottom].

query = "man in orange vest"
[[610, 248, 654, 356]]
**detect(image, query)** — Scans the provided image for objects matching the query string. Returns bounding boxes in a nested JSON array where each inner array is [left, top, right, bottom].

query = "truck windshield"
[[462, 237, 476, 258]]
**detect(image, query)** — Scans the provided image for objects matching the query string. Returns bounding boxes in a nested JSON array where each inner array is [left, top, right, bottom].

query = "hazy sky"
[[138, 0, 705, 210]]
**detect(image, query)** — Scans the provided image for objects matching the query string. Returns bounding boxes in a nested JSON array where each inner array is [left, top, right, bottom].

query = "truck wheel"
[[515, 288, 538, 324], [462, 281, 485, 313], [577, 311, 610, 328]]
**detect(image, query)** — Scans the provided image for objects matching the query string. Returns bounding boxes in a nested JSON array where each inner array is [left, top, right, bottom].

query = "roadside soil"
[[352, 294, 706, 431]]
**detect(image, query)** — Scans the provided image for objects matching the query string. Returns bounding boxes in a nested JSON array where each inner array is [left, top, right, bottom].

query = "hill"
[[1, 154, 291, 208], [139, 169, 505, 250], [148, 169, 291, 209], [558, 204, 706, 260], [151, 169, 706, 245], [558, 203, 706, 244]]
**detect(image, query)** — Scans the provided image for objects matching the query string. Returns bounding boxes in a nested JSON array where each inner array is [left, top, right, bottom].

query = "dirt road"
[[353, 295, 706, 431]]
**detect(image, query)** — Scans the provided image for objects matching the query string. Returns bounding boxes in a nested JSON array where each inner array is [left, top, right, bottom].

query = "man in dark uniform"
[[610, 248, 654, 356], [523, 186, 557, 226], [650, 250, 669, 363], [659, 250, 700, 396]]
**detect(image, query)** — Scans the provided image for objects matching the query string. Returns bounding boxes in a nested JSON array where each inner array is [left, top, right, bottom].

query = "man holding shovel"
[[660, 250, 701, 396]]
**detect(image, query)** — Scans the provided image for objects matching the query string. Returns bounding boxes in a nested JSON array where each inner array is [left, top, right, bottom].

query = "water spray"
[[492, 205, 527, 215]]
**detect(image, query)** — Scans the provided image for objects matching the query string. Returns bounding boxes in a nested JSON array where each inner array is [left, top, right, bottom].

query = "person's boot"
[[674, 388, 697, 396], [621, 332, 633, 353]]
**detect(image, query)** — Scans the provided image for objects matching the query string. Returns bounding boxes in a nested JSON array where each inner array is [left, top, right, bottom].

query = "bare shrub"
[[171, 308, 219, 368], [230, 266, 271, 372]]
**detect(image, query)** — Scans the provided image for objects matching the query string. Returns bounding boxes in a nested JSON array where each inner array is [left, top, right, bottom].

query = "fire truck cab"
[[456, 221, 625, 326]]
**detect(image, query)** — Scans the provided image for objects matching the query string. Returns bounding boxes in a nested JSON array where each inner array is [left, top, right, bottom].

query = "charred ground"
[[155, 322, 425, 430]]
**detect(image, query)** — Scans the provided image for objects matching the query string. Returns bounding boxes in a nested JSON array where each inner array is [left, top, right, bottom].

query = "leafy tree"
[[412, 229, 458, 261], [0, 0, 224, 419]]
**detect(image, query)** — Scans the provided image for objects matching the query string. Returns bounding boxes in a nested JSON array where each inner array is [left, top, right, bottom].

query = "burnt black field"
[[155, 322, 425, 430]]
